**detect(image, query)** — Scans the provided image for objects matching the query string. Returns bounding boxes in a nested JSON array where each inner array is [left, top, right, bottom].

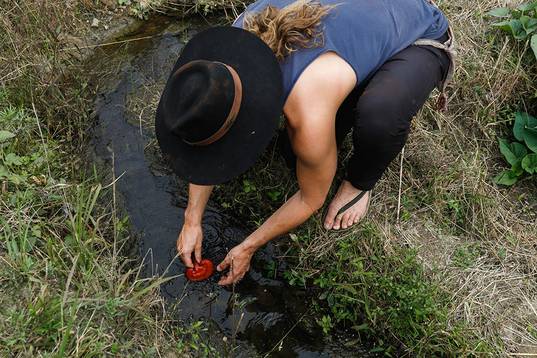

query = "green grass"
[[184, 0, 537, 354], [0, 1, 220, 355], [2, 0, 537, 356], [0, 100, 217, 356]]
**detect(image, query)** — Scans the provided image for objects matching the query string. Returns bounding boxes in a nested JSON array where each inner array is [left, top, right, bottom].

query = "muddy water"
[[90, 16, 364, 357]]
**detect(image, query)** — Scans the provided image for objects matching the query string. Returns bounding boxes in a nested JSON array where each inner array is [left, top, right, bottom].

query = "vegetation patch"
[[0, 1, 215, 356], [495, 111, 537, 185], [2, 0, 537, 356]]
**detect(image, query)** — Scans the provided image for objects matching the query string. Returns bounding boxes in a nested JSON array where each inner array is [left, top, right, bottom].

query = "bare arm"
[[217, 52, 357, 284], [177, 183, 214, 267]]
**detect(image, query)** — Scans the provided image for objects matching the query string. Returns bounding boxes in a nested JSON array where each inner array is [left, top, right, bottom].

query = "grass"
[[106, 0, 537, 355], [0, 1, 216, 356], [0, 99, 218, 356], [2, 0, 537, 356], [151, 0, 536, 355]]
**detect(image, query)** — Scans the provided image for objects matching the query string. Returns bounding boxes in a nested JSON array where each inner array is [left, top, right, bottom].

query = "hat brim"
[[155, 26, 283, 185]]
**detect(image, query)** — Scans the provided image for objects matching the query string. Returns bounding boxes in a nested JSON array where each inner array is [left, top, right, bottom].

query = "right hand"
[[177, 223, 203, 268]]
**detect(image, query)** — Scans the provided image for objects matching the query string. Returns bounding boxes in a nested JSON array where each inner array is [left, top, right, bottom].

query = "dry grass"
[[402, 0, 537, 353], [2, 0, 536, 355], [349, 0, 537, 353], [0, 1, 214, 356], [122, 0, 537, 354]]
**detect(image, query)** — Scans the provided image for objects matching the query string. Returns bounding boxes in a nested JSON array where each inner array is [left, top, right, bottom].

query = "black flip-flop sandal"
[[324, 190, 371, 230]]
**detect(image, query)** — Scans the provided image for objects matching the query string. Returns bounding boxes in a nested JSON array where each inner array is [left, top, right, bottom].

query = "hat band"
[[183, 62, 243, 146]]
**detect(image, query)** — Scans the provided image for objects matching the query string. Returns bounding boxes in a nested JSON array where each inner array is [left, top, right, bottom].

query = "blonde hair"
[[243, 0, 334, 61]]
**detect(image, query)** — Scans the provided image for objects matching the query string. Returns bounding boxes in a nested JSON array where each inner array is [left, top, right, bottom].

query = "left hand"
[[217, 243, 256, 285]]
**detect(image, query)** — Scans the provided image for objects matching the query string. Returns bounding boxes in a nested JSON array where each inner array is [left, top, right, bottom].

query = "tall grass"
[[2, 0, 536, 356], [139, 0, 537, 354], [0, 1, 214, 356]]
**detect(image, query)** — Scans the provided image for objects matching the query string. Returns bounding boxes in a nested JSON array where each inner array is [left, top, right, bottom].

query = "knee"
[[354, 93, 411, 142]]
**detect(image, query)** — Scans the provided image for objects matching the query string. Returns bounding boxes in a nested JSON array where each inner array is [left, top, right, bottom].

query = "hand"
[[217, 243, 256, 285], [177, 223, 203, 268]]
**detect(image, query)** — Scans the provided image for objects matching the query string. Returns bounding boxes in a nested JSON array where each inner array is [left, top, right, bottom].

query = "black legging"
[[279, 32, 451, 191]]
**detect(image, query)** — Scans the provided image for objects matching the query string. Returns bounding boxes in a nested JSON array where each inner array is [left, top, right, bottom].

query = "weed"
[[0, 0, 215, 353], [488, 1, 537, 60], [305, 223, 490, 355], [495, 111, 537, 185], [452, 244, 483, 268]]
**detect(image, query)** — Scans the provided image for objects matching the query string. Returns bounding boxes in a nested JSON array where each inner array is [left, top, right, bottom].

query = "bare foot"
[[324, 180, 370, 230]]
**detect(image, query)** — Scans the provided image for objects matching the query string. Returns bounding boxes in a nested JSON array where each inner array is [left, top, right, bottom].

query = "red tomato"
[[185, 259, 214, 282]]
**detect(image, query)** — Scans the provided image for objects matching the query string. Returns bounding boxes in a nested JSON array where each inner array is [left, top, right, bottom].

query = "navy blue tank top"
[[233, 0, 449, 101]]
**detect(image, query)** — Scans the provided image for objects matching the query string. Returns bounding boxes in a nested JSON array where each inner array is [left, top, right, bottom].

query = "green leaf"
[[494, 170, 520, 186], [0, 165, 8, 178], [522, 115, 537, 153], [4, 153, 23, 166], [521, 154, 537, 174], [493, 19, 528, 39], [492, 20, 510, 29], [512, 19, 529, 39], [520, 16, 535, 31], [499, 139, 528, 165], [487, 7, 511, 17], [524, 18, 537, 33], [513, 161, 525, 176], [514, 112, 530, 141], [532, 34, 537, 61], [0, 130, 15, 143], [492, 20, 515, 33], [513, 111, 537, 152], [518, 2, 537, 12]]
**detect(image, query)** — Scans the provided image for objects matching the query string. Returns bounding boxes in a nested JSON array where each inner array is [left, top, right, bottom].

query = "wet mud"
[[90, 16, 365, 357]]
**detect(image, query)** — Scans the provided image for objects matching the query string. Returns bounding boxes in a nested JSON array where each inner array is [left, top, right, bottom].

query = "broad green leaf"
[[488, 7, 511, 17], [532, 34, 537, 61], [524, 18, 537, 33], [511, 19, 529, 39], [520, 15, 531, 28], [499, 139, 528, 165], [521, 153, 537, 174], [513, 161, 524, 176], [523, 115, 537, 153], [518, 1, 537, 12], [4, 153, 23, 166], [0, 130, 15, 143], [494, 170, 520, 186], [524, 127, 537, 153], [0, 165, 8, 178], [519, 16, 537, 37], [514, 112, 530, 141], [492, 20, 526, 38]]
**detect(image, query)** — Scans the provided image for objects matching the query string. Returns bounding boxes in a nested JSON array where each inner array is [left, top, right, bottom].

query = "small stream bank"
[[89, 15, 367, 357]]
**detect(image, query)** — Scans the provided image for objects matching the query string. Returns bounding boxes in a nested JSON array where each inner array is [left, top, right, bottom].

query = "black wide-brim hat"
[[155, 26, 284, 185]]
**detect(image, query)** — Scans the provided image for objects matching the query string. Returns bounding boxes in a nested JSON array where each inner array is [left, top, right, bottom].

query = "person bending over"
[[155, 0, 454, 285]]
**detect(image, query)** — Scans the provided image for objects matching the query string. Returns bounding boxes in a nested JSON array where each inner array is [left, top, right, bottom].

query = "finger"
[[217, 256, 231, 272], [218, 269, 237, 285], [218, 274, 233, 286], [178, 241, 194, 268], [182, 251, 194, 268], [176, 236, 182, 255], [194, 242, 202, 264], [218, 271, 244, 286]]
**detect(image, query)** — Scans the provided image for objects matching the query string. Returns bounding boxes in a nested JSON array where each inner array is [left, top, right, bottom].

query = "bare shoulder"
[[284, 51, 357, 128], [283, 52, 356, 166]]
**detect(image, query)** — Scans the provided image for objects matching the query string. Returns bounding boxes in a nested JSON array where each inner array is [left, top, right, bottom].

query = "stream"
[[90, 15, 366, 357]]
